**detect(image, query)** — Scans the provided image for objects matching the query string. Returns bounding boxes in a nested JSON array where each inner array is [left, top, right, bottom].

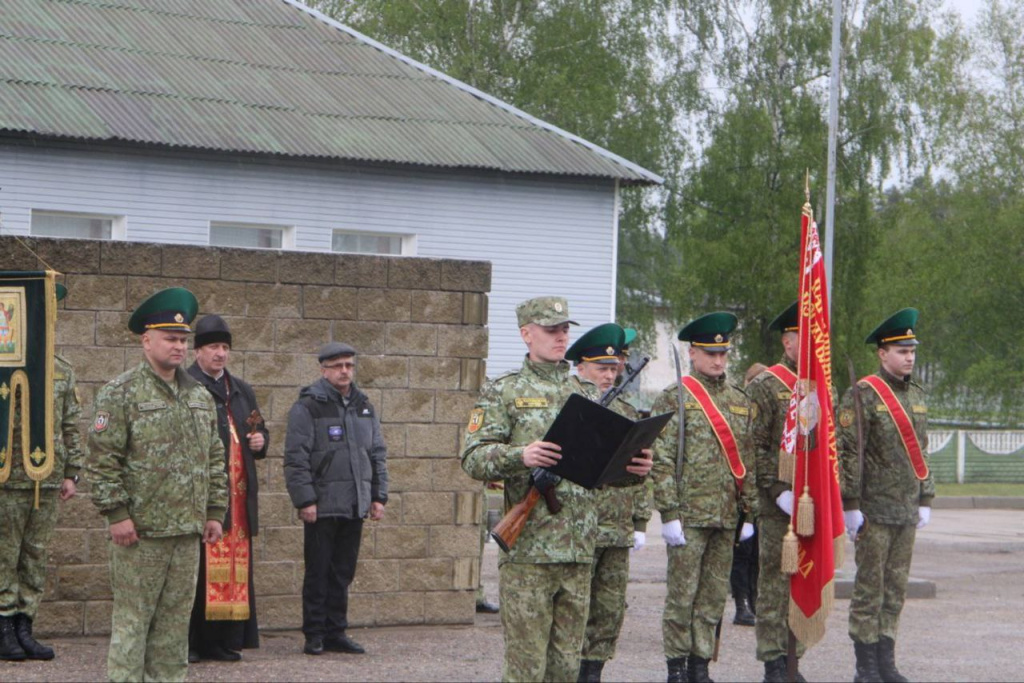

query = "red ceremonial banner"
[[783, 199, 845, 646]]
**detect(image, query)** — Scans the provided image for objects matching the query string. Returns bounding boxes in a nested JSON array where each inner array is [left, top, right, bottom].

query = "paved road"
[[4, 508, 1021, 682]]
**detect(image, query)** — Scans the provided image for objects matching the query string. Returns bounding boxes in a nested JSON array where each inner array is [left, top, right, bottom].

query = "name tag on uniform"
[[515, 397, 548, 408], [777, 391, 792, 400], [684, 401, 701, 410], [328, 425, 345, 441], [912, 405, 927, 414], [876, 405, 889, 413], [187, 401, 210, 410], [138, 400, 167, 411], [729, 405, 750, 416]]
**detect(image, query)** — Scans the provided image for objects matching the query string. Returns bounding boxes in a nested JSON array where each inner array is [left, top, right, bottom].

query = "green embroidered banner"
[[0, 271, 57, 499]]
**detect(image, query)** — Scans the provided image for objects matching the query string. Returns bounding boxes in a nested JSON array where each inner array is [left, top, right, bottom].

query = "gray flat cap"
[[318, 342, 357, 363]]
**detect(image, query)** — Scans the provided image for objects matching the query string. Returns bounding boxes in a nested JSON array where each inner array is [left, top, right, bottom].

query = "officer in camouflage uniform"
[[0, 284, 85, 662], [86, 288, 228, 683], [747, 302, 807, 683], [650, 312, 758, 683], [571, 324, 652, 683], [838, 308, 934, 683]]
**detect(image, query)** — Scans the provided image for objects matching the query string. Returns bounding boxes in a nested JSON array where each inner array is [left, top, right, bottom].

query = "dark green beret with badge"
[[865, 308, 920, 346], [768, 301, 799, 333], [677, 311, 738, 353], [128, 287, 198, 334], [565, 323, 626, 365]]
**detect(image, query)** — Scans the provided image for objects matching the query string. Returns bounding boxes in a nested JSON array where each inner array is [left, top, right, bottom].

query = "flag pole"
[[824, 0, 842, 319]]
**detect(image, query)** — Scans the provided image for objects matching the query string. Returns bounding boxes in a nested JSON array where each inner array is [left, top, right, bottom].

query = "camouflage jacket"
[[593, 396, 652, 547], [837, 368, 935, 525], [3, 355, 87, 490], [461, 356, 599, 565], [747, 355, 797, 521], [87, 362, 228, 537], [650, 370, 758, 528]]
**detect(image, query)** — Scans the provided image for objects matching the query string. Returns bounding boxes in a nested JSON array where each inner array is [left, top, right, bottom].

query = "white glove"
[[739, 522, 755, 542], [776, 490, 794, 516], [916, 506, 931, 529], [661, 519, 686, 547], [631, 531, 646, 553], [844, 510, 864, 541]]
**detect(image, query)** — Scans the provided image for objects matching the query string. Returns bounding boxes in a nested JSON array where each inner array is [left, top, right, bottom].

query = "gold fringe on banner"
[[781, 524, 800, 575], [778, 447, 795, 485], [833, 533, 845, 572], [205, 603, 251, 621], [787, 579, 836, 647], [796, 486, 815, 537]]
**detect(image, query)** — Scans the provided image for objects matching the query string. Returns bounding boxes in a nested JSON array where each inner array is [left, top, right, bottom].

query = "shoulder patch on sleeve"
[[93, 411, 110, 432], [839, 409, 854, 428], [467, 408, 485, 433]]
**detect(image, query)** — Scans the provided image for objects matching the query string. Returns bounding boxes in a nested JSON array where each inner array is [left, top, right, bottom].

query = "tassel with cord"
[[778, 447, 795, 485], [781, 524, 799, 574], [796, 485, 815, 537]]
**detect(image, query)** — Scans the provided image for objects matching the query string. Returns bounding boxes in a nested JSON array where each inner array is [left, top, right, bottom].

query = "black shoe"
[[577, 659, 604, 683], [188, 649, 200, 663], [876, 636, 909, 683], [853, 640, 883, 683], [763, 657, 787, 683], [324, 634, 365, 654], [475, 600, 500, 614], [733, 597, 756, 626], [13, 614, 52, 661], [202, 644, 242, 662], [303, 636, 324, 655], [688, 656, 714, 683], [667, 656, 688, 683], [0, 616, 27, 661]]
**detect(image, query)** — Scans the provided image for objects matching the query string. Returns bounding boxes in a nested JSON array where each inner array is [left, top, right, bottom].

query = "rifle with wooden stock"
[[490, 356, 650, 553]]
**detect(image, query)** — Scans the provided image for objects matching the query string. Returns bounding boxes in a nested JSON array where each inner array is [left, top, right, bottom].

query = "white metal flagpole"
[[824, 0, 842, 317]]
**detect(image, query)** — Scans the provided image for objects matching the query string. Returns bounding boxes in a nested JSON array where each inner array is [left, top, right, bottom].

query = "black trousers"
[[730, 530, 759, 602], [302, 517, 364, 638]]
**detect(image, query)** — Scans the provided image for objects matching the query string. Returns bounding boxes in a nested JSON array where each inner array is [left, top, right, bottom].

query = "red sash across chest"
[[860, 375, 929, 480], [765, 364, 797, 391], [680, 376, 746, 482]]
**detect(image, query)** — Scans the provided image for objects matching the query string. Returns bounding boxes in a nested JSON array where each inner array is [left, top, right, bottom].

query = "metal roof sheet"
[[0, 0, 661, 184]]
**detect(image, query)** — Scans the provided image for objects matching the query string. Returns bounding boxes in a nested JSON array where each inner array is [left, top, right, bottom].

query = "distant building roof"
[[0, 0, 661, 185]]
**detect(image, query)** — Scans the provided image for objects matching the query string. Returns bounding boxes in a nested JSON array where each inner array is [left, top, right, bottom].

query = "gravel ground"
[[4, 508, 1021, 682]]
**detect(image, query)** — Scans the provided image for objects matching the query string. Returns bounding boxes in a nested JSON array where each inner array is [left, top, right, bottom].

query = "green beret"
[[565, 323, 626, 365], [768, 301, 799, 333], [678, 311, 738, 353], [128, 287, 198, 335], [865, 308, 920, 346], [515, 296, 578, 327]]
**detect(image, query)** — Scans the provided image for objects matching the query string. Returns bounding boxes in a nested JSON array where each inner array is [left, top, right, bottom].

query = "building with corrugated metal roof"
[[0, 0, 661, 376]]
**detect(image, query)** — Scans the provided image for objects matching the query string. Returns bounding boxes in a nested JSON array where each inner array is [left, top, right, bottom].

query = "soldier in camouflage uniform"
[[570, 324, 652, 683], [650, 312, 758, 683], [838, 308, 934, 683], [0, 284, 85, 661], [746, 302, 807, 683], [86, 288, 228, 683]]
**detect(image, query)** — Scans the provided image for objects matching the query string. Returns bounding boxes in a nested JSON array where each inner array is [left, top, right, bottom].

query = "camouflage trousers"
[[581, 545, 630, 662], [499, 561, 591, 682], [663, 526, 733, 660], [755, 516, 805, 662], [107, 534, 200, 683], [0, 489, 59, 619], [849, 521, 916, 644]]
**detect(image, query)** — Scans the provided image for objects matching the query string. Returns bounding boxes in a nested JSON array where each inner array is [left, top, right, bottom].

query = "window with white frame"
[[331, 229, 412, 256], [31, 210, 122, 240], [209, 222, 292, 250]]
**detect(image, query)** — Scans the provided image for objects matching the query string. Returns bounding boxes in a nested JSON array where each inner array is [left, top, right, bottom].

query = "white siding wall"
[[0, 143, 618, 376]]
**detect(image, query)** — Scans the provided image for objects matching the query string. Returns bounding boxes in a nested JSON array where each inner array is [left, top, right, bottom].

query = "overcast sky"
[[944, 0, 984, 21]]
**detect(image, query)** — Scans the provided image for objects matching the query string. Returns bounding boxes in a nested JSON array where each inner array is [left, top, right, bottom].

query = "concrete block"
[[334, 320, 387, 355], [265, 386, 301, 421], [381, 422, 406, 457], [56, 564, 111, 601], [125, 276, 179, 309], [244, 352, 316, 388], [405, 423, 460, 457], [352, 559, 400, 593], [57, 493, 106, 529], [386, 322, 438, 356], [454, 490, 483, 525], [304, 285, 361, 322], [424, 590, 475, 624], [56, 310, 97, 346], [221, 248, 278, 283], [275, 318, 331, 354], [438, 325, 488, 358], [410, 290, 463, 324], [85, 600, 113, 635], [429, 525, 480, 558], [375, 526, 427, 559], [65, 274, 126, 311], [61, 346, 125, 383], [389, 258, 441, 290], [347, 592, 377, 627], [254, 561, 297, 596], [387, 459, 434, 493], [257, 493, 297, 528], [221, 315, 275, 351], [186, 279, 249, 316], [358, 288, 411, 322], [402, 492, 455, 525], [94, 311, 135, 347], [34, 600, 84, 637], [462, 292, 488, 325], [460, 358, 485, 392], [279, 251, 336, 285], [358, 356, 408, 388], [258, 595, 303, 629], [973, 496, 1024, 509], [4, 237, 101, 274], [48, 528, 90, 565], [100, 241, 162, 275], [409, 357, 461, 390], [85, 529, 110, 564], [246, 283, 302, 318], [440, 259, 490, 292], [161, 244, 221, 279], [335, 254, 388, 287], [382, 389, 435, 423], [399, 558, 452, 592], [375, 592, 424, 625], [435, 391, 478, 425], [261, 526, 305, 562], [453, 557, 480, 591]]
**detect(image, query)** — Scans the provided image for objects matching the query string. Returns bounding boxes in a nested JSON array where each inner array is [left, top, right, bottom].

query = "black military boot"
[[876, 636, 909, 683], [0, 616, 27, 661], [667, 656, 688, 683], [13, 614, 54, 660], [763, 657, 787, 683], [688, 655, 714, 683], [733, 596, 756, 626], [577, 659, 604, 682], [853, 640, 883, 683]]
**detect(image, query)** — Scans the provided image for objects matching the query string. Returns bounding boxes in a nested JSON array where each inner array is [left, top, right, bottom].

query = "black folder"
[[542, 393, 673, 489]]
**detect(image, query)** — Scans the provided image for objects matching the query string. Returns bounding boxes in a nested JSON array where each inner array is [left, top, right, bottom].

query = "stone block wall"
[[0, 236, 490, 636]]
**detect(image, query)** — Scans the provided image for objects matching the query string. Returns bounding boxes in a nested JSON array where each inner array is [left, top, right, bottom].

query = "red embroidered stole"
[[680, 376, 746, 482], [860, 375, 930, 480], [765, 364, 797, 391], [205, 378, 251, 620]]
